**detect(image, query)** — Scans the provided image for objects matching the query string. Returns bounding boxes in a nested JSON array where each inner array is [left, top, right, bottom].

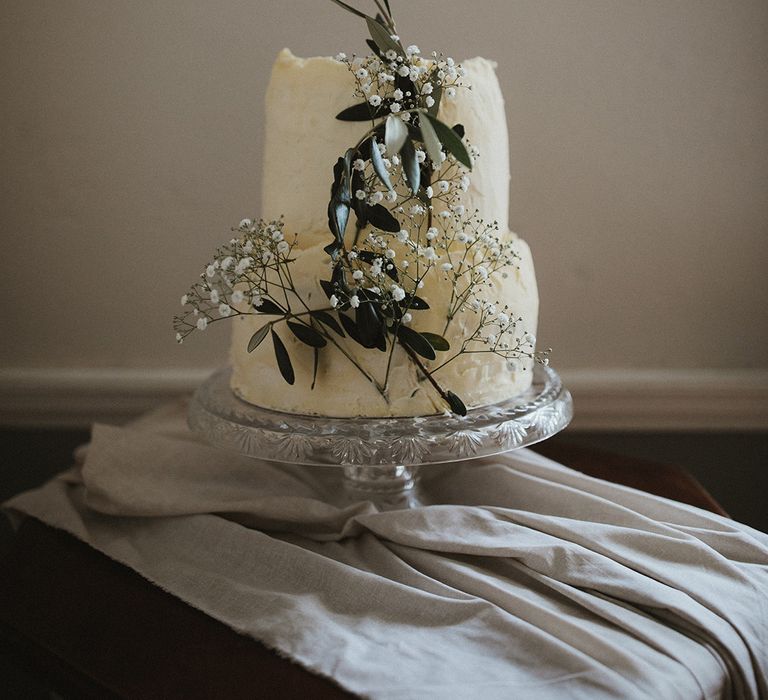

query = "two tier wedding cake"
[[175, 4, 544, 418]]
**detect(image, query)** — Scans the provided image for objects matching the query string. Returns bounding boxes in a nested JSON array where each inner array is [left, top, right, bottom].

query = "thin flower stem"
[[399, 341, 451, 410]]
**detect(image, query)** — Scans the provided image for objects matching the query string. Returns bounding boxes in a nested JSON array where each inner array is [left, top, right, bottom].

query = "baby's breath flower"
[[231, 290, 245, 304], [355, 189, 366, 200], [206, 265, 216, 278], [335, 52, 347, 62], [181, 294, 188, 306], [210, 289, 220, 304], [352, 269, 364, 280], [368, 94, 382, 107], [219, 303, 231, 317], [329, 294, 339, 308], [196, 317, 208, 331], [350, 295, 360, 308], [425, 96, 435, 108], [235, 257, 252, 274], [385, 49, 397, 60], [393, 88, 403, 100], [446, 87, 457, 99], [353, 159, 366, 171], [422, 246, 438, 261], [390, 102, 401, 113], [391, 285, 406, 301], [402, 312, 413, 324], [415, 149, 426, 163]]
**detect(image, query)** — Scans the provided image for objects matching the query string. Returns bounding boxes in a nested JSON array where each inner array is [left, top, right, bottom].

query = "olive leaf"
[[287, 321, 327, 348], [336, 102, 387, 121], [366, 203, 400, 232], [311, 347, 319, 390], [254, 299, 285, 315], [400, 138, 421, 194], [319, 279, 336, 299], [310, 310, 345, 337], [339, 312, 364, 345], [356, 301, 386, 350], [418, 114, 443, 166], [366, 39, 383, 57], [369, 136, 393, 192], [425, 114, 472, 169], [405, 294, 429, 310], [247, 324, 271, 352], [385, 114, 408, 156], [397, 325, 436, 360], [328, 152, 353, 243], [420, 332, 450, 352], [366, 16, 402, 57], [446, 390, 467, 416], [271, 329, 295, 385]]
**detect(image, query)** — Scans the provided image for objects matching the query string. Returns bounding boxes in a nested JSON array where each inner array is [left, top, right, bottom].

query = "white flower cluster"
[[173, 218, 297, 342], [337, 47, 466, 121]]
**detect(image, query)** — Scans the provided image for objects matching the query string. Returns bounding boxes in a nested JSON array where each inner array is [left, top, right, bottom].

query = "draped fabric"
[[5, 402, 768, 699]]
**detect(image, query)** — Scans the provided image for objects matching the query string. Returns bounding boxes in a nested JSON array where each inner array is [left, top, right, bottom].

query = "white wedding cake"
[[228, 49, 539, 417]]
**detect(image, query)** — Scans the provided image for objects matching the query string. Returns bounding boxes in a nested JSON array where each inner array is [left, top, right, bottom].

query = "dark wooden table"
[[0, 444, 727, 700]]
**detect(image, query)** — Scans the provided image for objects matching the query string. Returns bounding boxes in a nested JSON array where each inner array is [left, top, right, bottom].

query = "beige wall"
[[3, 0, 767, 375]]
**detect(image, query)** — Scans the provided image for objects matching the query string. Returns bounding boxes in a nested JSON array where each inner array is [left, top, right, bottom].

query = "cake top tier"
[[262, 48, 510, 244]]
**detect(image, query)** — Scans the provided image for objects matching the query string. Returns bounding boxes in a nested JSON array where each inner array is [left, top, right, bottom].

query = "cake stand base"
[[342, 464, 423, 510]]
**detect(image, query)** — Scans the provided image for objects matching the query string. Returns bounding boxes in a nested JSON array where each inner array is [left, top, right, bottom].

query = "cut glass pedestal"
[[189, 366, 572, 510]]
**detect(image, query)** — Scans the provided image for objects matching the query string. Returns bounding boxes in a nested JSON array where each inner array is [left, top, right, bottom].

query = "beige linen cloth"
[[5, 400, 768, 699]]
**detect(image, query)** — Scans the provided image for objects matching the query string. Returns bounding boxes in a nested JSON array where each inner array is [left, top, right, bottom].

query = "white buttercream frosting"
[[230, 49, 539, 417]]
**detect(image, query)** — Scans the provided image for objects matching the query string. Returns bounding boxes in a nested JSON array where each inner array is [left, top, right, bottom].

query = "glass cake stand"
[[188, 366, 573, 510]]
